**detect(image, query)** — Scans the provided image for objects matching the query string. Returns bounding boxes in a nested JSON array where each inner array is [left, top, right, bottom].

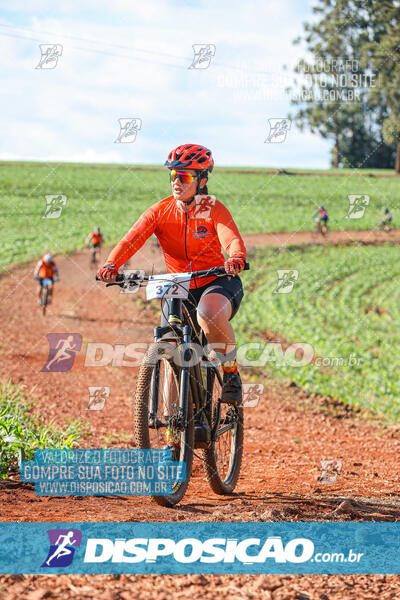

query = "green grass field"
[[0, 382, 87, 479], [236, 245, 400, 421], [1, 161, 399, 268]]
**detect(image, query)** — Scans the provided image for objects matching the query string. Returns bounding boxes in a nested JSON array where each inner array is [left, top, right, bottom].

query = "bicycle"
[[377, 219, 392, 233], [39, 277, 53, 316], [90, 247, 97, 267], [89, 245, 101, 268], [98, 263, 249, 507], [313, 218, 328, 236]]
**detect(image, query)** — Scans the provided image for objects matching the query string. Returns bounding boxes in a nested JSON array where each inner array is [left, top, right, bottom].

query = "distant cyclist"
[[86, 227, 104, 264], [378, 206, 392, 232], [313, 205, 328, 235], [34, 253, 59, 305]]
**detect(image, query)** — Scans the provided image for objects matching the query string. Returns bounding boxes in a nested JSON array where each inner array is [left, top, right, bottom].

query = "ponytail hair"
[[198, 170, 209, 195]]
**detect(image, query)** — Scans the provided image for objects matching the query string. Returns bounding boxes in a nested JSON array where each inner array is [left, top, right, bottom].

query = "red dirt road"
[[244, 228, 400, 248], [1, 235, 400, 598]]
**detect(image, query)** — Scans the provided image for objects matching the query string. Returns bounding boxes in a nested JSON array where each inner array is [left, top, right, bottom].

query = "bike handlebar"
[[96, 262, 250, 286]]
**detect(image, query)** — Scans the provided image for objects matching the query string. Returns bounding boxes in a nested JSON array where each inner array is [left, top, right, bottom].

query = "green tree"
[[288, 0, 396, 170], [365, 1, 400, 174]]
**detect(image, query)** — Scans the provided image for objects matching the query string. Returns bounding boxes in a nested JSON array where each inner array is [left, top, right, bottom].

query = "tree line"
[[288, 0, 400, 173]]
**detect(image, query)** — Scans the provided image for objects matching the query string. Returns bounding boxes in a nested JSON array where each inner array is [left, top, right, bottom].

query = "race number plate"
[[146, 273, 192, 300]]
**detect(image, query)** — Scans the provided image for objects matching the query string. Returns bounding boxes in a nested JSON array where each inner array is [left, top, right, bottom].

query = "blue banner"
[[0, 522, 399, 574]]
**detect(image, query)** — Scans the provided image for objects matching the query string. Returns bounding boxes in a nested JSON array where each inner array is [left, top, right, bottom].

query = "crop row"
[[236, 245, 400, 420]]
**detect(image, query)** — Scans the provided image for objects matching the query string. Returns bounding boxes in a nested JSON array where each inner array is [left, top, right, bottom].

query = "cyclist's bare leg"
[[197, 293, 236, 356]]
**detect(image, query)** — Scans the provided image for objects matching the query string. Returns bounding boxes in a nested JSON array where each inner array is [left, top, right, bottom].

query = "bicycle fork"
[[177, 325, 191, 430]]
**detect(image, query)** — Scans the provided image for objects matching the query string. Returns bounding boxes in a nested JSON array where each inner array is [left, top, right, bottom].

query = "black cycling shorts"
[[161, 275, 244, 334]]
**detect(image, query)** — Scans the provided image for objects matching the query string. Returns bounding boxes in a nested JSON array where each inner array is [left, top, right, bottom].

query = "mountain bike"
[[313, 218, 328, 236], [39, 278, 53, 316], [98, 263, 249, 507], [377, 219, 392, 232], [89, 245, 101, 268]]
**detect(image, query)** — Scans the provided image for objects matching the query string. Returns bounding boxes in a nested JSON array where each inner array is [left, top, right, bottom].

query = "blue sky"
[[0, 0, 331, 168]]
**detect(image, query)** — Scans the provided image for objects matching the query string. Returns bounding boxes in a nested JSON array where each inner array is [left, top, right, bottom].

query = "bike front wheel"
[[134, 341, 194, 507], [41, 286, 48, 316], [201, 364, 244, 494]]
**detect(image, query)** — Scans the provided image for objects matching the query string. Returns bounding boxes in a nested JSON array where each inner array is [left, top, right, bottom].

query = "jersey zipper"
[[184, 211, 197, 289]]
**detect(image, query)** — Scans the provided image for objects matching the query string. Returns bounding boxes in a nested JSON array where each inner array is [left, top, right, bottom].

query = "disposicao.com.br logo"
[[41, 529, 82, 567], [82, 536, 362, 565], [83, 536, 312, 564], [31, 524, 371, 575]]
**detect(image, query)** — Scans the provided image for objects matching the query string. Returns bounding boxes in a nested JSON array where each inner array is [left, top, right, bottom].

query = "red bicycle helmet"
[[164, 144, 214, 172]]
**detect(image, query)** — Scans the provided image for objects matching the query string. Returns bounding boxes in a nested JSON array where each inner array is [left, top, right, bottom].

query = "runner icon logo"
[[87, 386, 110, 410], [274, 270, 299, 294], [114, 118, 142, 143], [192, 195, 216, 218], [188, 44, 216, 69], [42, 195, 68, 219], [318, 459, 343, 484], [346, 195, 370, 219], [35, 44, 63, 69], [41, 333, 82, 372], [243, 383, 264, 407], [41, 529, 82, 568], [265, 119, 291, 143]]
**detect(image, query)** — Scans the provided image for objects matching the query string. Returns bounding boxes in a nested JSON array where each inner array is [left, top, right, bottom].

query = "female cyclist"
[[97, 144, 247, 404]]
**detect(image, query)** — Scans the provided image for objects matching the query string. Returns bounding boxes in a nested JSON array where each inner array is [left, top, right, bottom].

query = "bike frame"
[[100, 263, 249, 444], [152, 297, 213, 437]]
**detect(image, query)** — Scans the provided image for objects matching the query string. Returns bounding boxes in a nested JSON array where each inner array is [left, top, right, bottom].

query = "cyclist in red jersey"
[[97, 144, 247, 404], [85, 227, 104, 251], [34, 253, 59, 304]]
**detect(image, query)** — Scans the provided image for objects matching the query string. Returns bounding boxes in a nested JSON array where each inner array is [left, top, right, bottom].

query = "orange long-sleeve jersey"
[[34, 259, 58, 279], [86, 231, 104, 245], [105, 195, 246, 288]]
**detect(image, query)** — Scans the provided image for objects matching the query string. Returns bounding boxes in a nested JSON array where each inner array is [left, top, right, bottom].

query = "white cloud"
[[0, 0, 330, 167]]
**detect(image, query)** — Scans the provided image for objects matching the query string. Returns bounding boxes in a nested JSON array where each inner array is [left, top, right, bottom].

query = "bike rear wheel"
[[90, 248, 97, 267], [201, 364, 243, 494], [134, 341, 194, 507], [41, 286, 48, 316]]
